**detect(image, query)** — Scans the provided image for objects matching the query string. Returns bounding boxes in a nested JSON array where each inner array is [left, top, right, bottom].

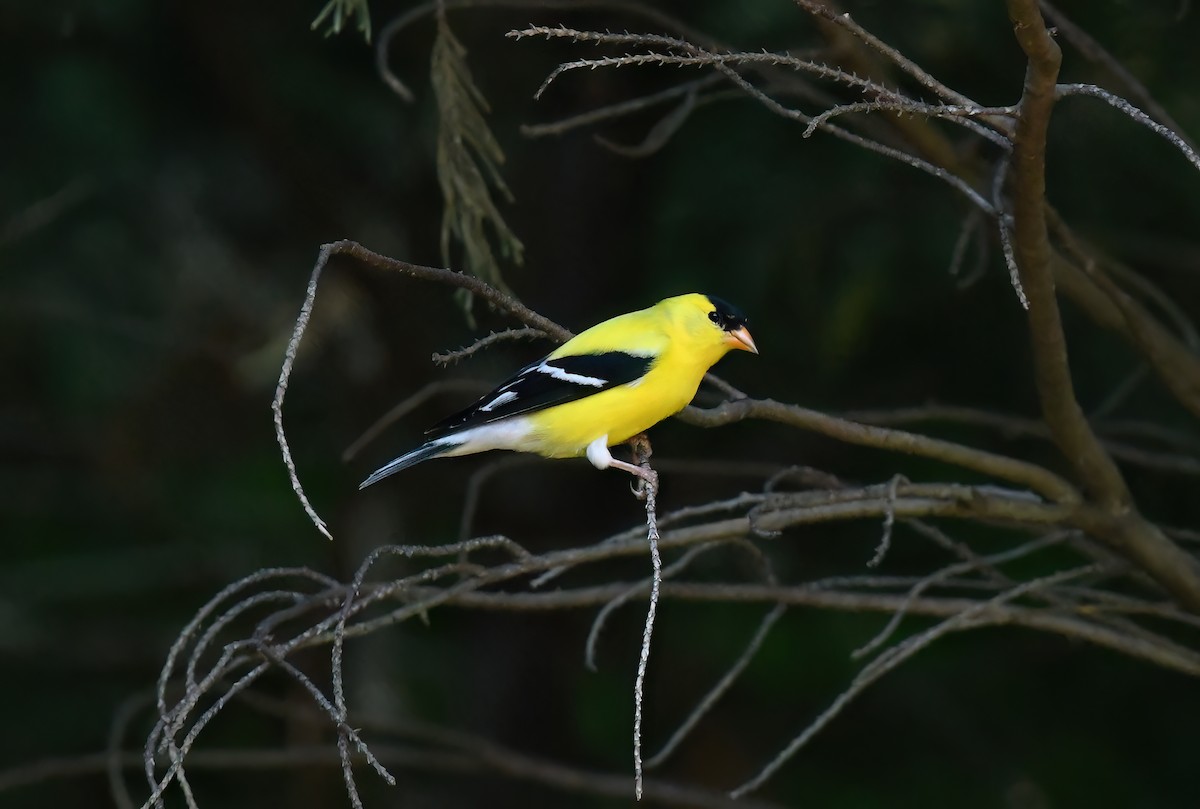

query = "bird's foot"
[[587, 434, 659, 499], [608, 458, 659, 499], [626, 433, 658, 500]]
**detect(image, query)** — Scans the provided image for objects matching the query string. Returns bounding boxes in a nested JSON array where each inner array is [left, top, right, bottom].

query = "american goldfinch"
[[359, 293, 756, 488]]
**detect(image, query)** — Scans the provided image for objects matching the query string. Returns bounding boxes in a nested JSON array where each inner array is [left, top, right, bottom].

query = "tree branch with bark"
[[128, 2, 1200, 807]]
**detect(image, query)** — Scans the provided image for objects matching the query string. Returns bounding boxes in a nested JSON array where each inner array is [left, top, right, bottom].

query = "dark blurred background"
[[4, 0, 1200, 806]]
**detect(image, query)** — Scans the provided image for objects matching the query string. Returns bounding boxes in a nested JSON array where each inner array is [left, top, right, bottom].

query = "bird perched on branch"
[[359, 293, 757, 488]]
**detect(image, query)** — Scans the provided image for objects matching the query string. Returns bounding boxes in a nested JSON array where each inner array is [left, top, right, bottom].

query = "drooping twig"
[[1047, 210, 1200, 422], [792, 0, 979, 109], [273, 247, 336, 540], [991, 155, 1029, 309], [136, 501, 1200, 805], [595, 83, 703, 158], [844, 401, 1200, 477], [647, 602, 787, 769], [866, 474, 904, 568], [1040, 0, 1196, 151], [508, 28, 881, 97], [629, 433, 661, 801], [681, 397, 1079, 503], [852, 531, 1070, 659], [377, 0, 725, 109], [508, 24, 998, 215], [729, 564, 1102, 798], [707, 58, 997, 216], [586, 543, 719, 673], [1056, 83, 1200, 173], [342, 379, 492, 462], [431, 326, 549, 365], [522, 75, 724, 138], [946, 207, 989, 289], [274, 241, 573, 539], [802, 100, 1015, 149], [457, 456, 540, 541]]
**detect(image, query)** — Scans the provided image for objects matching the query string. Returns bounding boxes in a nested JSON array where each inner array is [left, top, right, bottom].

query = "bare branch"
[[522, 75, 723, 138], [729, 565, 1102, 798], [1040, 1, 1196, 151], [630, 434, 662, 802], [587, 543, 708, 672], [791, 0, 980, 109], [852, 531, 1071, 659], [844, 402, 1200, 476], [431, 326, 550, 365], [274, 240, 573, 539], [509, 24, 998, 213], [1056, 83, 1200, 173], [992, 155, 1030, 309], [343, 379, 492, 462], [706, 60, 997, 215], [1005, 0, 1133, 509], [510, 27, 897, 104], [646, 604, 786, 769], [866, 474, 903, 568], [802, 99, 1015, 149], [595, 84, 702, 158], [679, 397, 1080, 503], [947, 208, 984, 279], [440, 581, 1200, 675], [273, 246, 337, 539], [20, 739, 788, 809]]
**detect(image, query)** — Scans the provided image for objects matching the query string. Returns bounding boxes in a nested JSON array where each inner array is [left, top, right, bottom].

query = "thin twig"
[[991, 155, 1029, 309], [1040, 1, 1196, 151], [792, 0, 979, 109], [509, 24, 997, 214], [273, 245, 336, 539], [866, 474, 904, 568], [1056, 83, 1200, 173], [947, 208, 984, 279], [630, 434, 661, 801], [803, 100, 1015, 149], [729, 564, 1102, 798], [679, 397, 1079, 503], [522, 75, 724, 138], [432, 327, 549, 365], [586, 544, 718, 673], [646, 603, 786, 769], [852, 531, 1070, 659], [343, 379, 491, 462], [276, 240, 574, 539]]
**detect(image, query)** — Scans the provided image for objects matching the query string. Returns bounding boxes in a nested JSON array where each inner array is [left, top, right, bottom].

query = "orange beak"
[[726, 326, 758, 354]]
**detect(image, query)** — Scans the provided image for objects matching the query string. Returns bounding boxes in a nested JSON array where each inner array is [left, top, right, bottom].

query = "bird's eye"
[[708, 310, 720, 324]]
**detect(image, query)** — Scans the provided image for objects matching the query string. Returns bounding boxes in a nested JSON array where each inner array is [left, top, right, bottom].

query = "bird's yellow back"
[[532, 294, 738, 454], [359, 292, 755, 486]]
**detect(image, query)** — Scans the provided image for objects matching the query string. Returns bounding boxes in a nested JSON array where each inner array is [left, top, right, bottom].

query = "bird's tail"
[[359, 439, 459, 490]]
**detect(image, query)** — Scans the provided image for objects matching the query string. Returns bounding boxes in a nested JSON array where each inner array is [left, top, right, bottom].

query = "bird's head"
[[659, 293, 758, 357], [703, 294, 758, 355]]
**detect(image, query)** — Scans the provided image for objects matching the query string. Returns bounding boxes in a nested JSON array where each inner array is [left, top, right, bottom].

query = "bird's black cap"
[[704, 294, 749, 331]]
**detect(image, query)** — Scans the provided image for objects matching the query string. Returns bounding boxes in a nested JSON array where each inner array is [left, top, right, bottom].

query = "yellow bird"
[[359, 293, 757, 488]]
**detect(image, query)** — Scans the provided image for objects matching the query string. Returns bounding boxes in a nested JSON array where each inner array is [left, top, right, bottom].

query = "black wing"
[[427, 351, 654, 437]]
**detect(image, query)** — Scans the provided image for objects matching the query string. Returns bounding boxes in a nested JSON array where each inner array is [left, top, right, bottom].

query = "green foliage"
[[310, 0, 372, 42], [430, 18, 524, 323]]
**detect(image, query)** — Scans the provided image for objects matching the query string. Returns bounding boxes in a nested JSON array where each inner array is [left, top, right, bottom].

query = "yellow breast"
[[523, 293, 737, 457]]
